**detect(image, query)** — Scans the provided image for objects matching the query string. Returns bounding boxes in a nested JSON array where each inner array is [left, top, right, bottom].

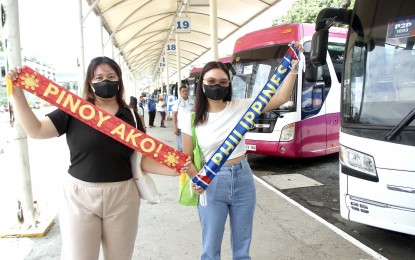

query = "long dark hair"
[[194, 61, 232, 126], [82, 56, 128, 107]]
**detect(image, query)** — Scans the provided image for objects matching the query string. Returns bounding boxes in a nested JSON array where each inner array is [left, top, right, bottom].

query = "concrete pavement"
[[0, 108, 385, 259]]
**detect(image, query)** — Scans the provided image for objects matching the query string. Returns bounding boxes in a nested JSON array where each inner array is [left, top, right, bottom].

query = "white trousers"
[[60, 173, 140, 260]]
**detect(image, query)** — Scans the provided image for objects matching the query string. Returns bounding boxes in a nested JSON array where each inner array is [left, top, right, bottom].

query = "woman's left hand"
[[293, 41, 304, 53]]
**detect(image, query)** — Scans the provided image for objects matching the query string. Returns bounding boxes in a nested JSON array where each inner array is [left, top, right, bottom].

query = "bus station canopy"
[[84, 0, 281, 81]]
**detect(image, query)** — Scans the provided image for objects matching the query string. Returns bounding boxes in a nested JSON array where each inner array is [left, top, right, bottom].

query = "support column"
[[209, 0, 219, 61], [77, 0, 86, 96], [5, 0, 36, 230], [165, 53, 170, 94], [99, 17, 104, 56], [176, 34, 182, 89]]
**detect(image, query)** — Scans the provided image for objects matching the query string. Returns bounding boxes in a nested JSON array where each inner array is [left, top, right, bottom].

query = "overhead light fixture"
[[188, 0, 209, 6]]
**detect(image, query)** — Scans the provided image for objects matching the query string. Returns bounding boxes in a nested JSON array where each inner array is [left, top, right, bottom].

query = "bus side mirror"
[[311, 29, 329, 67], [315, 8, 352, 30], [224, 63, 236, 76], [311, 7, 352, 67]]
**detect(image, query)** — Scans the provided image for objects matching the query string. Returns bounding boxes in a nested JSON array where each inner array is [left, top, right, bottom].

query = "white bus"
[[311, 0, 415, 235]]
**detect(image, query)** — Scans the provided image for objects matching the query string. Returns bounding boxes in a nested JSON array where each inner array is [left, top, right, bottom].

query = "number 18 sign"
[[166, 41, 176, 53]]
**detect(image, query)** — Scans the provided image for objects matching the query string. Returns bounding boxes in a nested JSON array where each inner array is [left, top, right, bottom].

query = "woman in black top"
[[7, 56, 179, 260]]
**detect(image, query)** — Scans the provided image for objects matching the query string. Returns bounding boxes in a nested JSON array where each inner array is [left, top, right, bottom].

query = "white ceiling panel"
[[85, 0, 282, 81]]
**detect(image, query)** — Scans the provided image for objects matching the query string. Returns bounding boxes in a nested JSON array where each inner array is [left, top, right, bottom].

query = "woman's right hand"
[[6, 67, 24, 95], [7, 67, 21, 80], [5, 66, 59, 139]]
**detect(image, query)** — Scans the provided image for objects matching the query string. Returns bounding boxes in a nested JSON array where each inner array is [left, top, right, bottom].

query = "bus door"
[[300, 70, 327, 157], [300, 42, 344, 156]]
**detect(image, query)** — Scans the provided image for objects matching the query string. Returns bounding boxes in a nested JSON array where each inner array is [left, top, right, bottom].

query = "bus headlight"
[[339, 146, 377, 177], [280, 123, 295, 142]]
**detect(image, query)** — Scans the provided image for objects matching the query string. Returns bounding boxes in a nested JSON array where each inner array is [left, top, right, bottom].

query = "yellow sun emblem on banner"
[[20, 72, 39, 91], [164, 151, 179, 167]]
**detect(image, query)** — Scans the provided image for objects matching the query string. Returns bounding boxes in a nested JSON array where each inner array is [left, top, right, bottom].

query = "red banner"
[[10, 66, 187, 171]]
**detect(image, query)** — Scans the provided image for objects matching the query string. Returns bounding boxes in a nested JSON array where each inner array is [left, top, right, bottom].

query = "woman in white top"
[[180, 42, 302, 260]]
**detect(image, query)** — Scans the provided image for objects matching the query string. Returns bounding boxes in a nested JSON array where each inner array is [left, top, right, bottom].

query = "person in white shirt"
[[156, 96, 167, 127], [172, 86, 193, 151], [179, 41, 303, 260]]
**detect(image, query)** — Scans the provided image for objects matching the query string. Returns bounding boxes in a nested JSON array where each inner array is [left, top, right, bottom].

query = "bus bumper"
[[341, 194, 415, 235], [245, 140, 301, 158]]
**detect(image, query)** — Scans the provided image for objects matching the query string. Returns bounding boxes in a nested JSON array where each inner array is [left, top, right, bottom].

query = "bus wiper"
[[270, 110, 284, 118], [385, 107, 415, 141]]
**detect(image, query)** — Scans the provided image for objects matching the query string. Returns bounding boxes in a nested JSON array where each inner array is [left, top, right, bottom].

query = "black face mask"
[[203, 84, 229, 100], [91, 80, 119, 98]]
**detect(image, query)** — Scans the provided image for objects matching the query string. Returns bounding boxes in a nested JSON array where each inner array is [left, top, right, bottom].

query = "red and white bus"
[[187, 66, 202, 100], [187, 57, 234, 100], [231, 23, 347, 158], [188, 67, 203, 82]]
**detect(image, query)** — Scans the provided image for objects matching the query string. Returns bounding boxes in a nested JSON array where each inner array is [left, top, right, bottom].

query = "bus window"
[[232, 44, 294, 109], [395, 37, 415, 102], [252, 64, 272, 97], [301, 42, 341, 120], [232, 74, 248, 99], [301, 82, 325, 119], [302, 86, 313, 109], [328, 43, 345, 82], [313, 85, 323, 106]]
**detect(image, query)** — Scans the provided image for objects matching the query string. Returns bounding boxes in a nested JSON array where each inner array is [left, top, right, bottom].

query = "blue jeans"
[[176, 129, 182, 151], [198, 157, 256, 260]]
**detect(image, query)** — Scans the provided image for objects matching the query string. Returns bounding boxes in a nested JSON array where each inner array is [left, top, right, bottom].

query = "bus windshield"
[[232, 44, 295, 110], [342, 0, 415, 128], [232, 42, 345, 112]]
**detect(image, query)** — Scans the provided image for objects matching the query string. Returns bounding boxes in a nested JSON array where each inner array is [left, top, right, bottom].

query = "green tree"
[[273, 0, 355, 26]]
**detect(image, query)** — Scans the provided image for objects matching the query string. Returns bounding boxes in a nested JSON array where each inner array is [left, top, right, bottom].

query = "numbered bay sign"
[[166, 41, 176, 53], [166, 95, 176, 112], [159, 57, 166, 68], [176, 17, 191, 33]]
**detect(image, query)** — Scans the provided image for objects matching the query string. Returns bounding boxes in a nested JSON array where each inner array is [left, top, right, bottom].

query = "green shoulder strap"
[[191, 112, 197, 147]]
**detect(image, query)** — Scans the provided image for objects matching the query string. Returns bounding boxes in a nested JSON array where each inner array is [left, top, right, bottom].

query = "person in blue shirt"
[[147, 95, 157, 127]]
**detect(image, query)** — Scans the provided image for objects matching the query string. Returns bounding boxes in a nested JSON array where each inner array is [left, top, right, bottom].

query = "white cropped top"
[[181, 98, 254, 162]]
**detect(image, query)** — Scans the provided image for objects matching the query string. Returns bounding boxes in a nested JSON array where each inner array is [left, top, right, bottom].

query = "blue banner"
[[192, 43, 300, 190]]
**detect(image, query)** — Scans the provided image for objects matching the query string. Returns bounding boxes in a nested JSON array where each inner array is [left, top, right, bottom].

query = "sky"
[[16, 0, 105, 80], [17, 1, 80, 71], [14, 0, 294, 81], [195, 0, 294, 65]]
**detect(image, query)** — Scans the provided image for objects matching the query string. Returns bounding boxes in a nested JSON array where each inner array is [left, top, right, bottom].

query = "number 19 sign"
[[176, 17, 191, 33]]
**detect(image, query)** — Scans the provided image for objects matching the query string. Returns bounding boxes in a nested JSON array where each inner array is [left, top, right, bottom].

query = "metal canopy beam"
[[84, 0, 281, 83]]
